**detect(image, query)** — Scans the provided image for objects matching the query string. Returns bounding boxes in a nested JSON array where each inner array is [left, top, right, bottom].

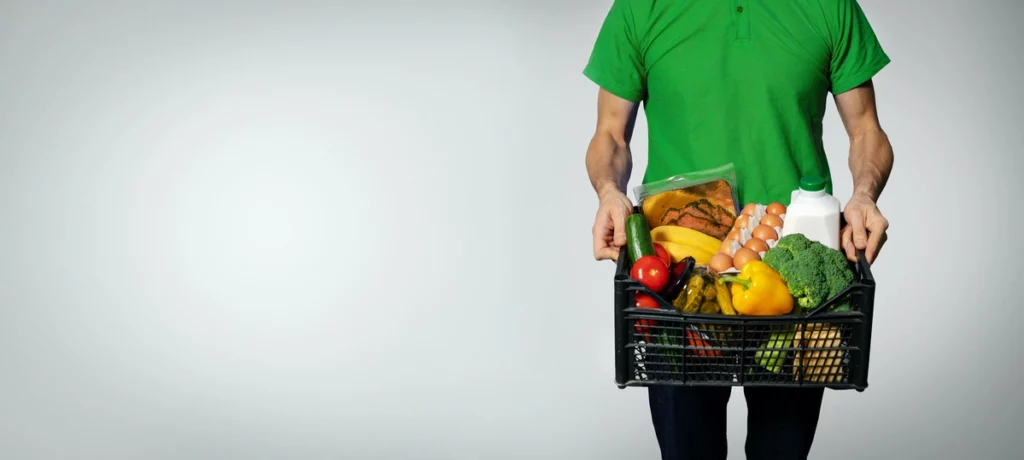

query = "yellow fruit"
[[650, 225, 723, 255], [654, 240, 714, 265]]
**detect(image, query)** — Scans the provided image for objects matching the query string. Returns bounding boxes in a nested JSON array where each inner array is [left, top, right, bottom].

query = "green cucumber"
[[625, 213, 656, 263]]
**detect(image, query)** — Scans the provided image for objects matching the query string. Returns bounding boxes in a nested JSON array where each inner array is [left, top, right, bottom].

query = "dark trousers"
[[648, 386, 824, 460]]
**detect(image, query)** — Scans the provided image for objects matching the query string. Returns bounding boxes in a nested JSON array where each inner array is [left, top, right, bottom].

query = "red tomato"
[[635, 293, 660, 309], [652, 242, 672, 267], [634, 294, 659, 343], [630, 256, 670, 293]]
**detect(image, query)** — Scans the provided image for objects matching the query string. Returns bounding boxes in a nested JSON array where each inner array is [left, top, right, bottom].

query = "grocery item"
[[625, 213, 656, 263], [708, 253, 734, 273], [635, 294, 659, 308], [744, 238, 769, 254], [717, 261, 794, 316], [630, 255, 670, 293], [715, 281, 737, 316], [707, 201, 788, 274], [662, 256, 696, 301], [731, 247, 760, 270], [780, 176, 841, 250], [633, 164, 741, 241], [675, 272, 706, 313], [760, 214, 784, 229], [655, 240, 714, 265], [650, 225, 723, 255], [761, 233, 856, 313], [765, 202, 787, 216], [754, 327, 797, 373], [652, 242, 672, 268], [699, 299, 720, 314], [669, 266, 733, 315], [684, 328, 722, 357], [751, 225, 778, 242], [793, 323, 844, 382], [634, 294, 659, 343]]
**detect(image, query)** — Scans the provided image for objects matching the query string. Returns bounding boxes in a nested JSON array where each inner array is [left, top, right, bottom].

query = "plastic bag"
[[632, 163, 741, 241]]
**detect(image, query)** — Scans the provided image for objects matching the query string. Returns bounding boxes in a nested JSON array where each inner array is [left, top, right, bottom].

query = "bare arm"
[[834, 80, 893, 263], [834, 80, 893, 202], [586, 89, 640, 198], [587, 88, 641, 261]]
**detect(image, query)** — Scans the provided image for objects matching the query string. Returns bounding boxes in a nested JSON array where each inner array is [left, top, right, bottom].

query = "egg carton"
[[716, 204, 786, 275]]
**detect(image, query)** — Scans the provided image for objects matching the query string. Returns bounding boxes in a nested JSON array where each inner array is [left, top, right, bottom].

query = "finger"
[[866, 232, 887, 265], [593, 212, 611, 256], [846, 210, 869, 250], [865, 217, 889, 264], [595, 247, 619, 261], [612, 207, 628, 247], [840, 225, 857, 262], [875, 232, 888, 261]]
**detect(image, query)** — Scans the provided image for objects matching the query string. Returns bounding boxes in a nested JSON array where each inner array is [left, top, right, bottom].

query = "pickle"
[[700, 300, 720, 314], [703, 284, 717, 300], [716, 282, 737, 316], [675, 274, 706, 313]]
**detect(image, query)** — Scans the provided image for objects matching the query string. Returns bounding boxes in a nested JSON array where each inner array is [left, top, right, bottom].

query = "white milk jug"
[[780, 176, 841, 250]]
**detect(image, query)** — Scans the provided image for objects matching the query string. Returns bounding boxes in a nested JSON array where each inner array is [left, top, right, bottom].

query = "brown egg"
[[760, 214, 784, 229], [735, 214, 751, 229], [751, 225, 778, 242], [727, 228, 742, 241], [744, 237, 769, 253], [741, 203, 758, 216], [719, 239, 736, 256], [766, 202, 787, 216], [732, 247, 761, 270], [709, 253, 734, 273]]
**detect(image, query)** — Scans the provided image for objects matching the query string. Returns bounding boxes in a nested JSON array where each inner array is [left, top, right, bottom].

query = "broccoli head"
[[784, 250, 830, 310], [775, 233, 812, 253], [815, 244, 855, 299], [762, 245, 794, 272], [760, 234, 857, 312]]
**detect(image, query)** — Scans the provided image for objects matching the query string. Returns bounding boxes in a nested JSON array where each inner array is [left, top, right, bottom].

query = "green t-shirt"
[[583, 0, 890, 206]]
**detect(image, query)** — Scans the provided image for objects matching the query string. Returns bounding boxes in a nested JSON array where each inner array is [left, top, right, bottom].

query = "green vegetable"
[[762, 244, 795, 268], [819, 246, 855, 298], [762, 233, 856, 313], [754, 326, 796, 374], [625, 213, 656, 263], [774, 232, 812, 252], [660, 329, 680, 374]]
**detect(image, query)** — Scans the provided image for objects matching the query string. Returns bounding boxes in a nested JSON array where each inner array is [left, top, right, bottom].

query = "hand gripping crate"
[[612, 244, 876, 391]]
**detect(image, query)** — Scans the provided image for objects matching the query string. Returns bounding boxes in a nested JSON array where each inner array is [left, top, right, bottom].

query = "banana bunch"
[[650, 225, 722, 265]]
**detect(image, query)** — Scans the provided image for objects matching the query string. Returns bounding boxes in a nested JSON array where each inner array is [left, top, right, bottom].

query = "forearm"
[[586, 131, 633, 197], [848, 128, 893, 202]]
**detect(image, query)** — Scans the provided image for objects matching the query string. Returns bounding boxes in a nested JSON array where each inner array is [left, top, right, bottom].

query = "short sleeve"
[[826, 0, 891, 95], [582, 0, 647, 102]]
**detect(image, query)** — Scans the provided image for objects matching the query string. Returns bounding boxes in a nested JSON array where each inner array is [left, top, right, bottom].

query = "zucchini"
[[625, 213, 656, 263]]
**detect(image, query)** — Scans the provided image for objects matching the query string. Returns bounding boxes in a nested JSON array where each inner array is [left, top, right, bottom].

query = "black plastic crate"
[[613, 241, 876, 391]]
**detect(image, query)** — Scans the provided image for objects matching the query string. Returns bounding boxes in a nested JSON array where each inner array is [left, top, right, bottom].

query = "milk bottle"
[[780, 176, 841, 250]]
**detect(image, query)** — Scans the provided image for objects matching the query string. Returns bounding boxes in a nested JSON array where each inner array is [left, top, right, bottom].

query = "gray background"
[[0, 0, 1020, 459]]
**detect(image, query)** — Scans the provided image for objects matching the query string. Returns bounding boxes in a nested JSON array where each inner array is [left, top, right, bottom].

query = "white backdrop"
[[0, 1, 1021, 459]]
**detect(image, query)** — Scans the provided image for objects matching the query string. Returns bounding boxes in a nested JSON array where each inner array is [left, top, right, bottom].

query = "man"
[[583, 1, 893, 459]]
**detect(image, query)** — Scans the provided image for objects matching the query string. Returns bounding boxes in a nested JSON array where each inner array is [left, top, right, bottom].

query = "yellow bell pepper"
[[717, 261, 794, 316]]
